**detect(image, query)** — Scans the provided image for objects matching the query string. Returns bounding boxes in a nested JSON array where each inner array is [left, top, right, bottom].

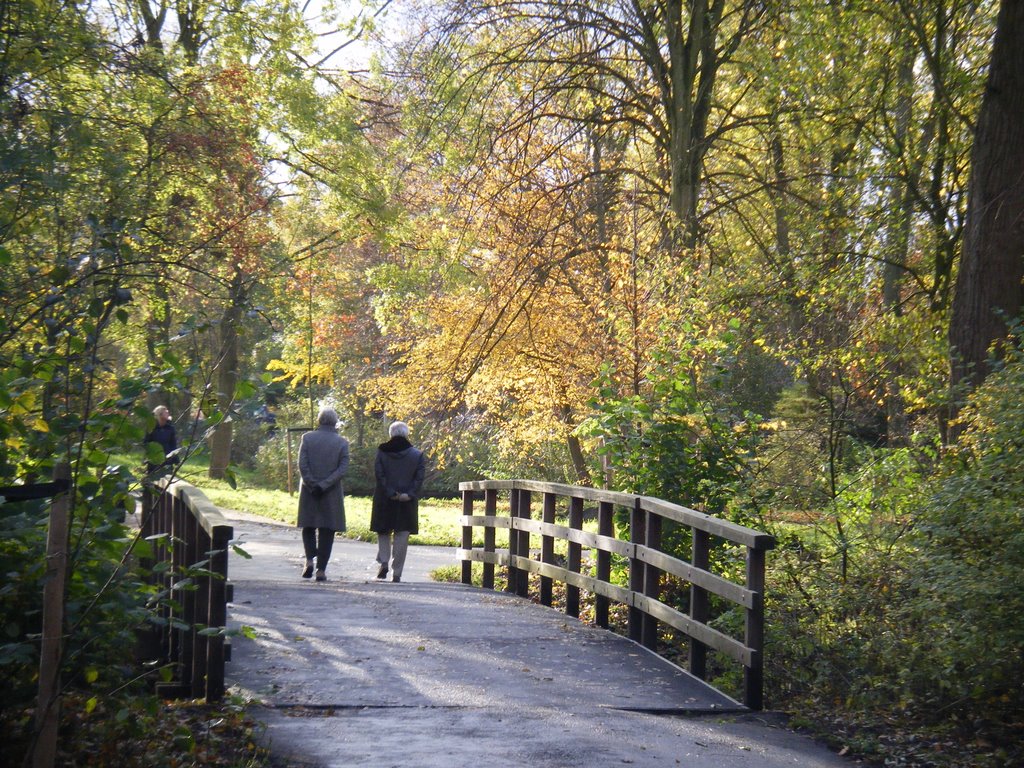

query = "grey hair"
[[389, 421, 410, 438], [318, 407, 339, 427], [153, 405, 170, 418]]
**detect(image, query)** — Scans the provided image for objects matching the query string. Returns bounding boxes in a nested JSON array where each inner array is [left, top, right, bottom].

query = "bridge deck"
[[224, 510, 853, 767]]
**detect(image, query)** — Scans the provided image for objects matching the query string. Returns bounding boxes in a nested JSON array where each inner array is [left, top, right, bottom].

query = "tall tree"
[[949, 0, 1024, 401]]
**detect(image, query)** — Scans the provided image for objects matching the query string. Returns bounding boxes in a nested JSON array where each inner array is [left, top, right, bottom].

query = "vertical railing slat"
[[461, 490, 474, 585], [595, 501, 613, 628], [540, 492, 556, 606], [566, 496, 583, 618], [483, 489, 497, 590], [690, 528, 710, 680]]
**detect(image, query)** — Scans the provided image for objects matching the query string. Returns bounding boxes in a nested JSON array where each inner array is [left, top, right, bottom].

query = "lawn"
[[166, 460, 506, 548]]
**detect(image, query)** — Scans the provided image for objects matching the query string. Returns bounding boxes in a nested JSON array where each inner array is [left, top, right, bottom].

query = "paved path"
[[223, 510, 857, 768]]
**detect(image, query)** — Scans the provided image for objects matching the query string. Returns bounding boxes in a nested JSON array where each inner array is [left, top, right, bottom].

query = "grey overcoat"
[[297, 425, 350, 531]]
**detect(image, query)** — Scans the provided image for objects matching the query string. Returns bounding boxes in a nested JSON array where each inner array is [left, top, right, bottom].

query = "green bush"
[[898, 324, 1024, 727]]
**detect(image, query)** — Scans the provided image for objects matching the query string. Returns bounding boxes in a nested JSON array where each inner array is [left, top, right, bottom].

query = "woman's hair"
[[389, 421, 410, 438], [153, 405, 170, 418], [317, 407, 339, 427]]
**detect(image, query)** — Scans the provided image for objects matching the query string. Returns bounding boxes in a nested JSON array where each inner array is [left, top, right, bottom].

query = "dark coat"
[[145, 422, 178, 471], [297, 426, 350, 531], [370, 436, 425, 535]]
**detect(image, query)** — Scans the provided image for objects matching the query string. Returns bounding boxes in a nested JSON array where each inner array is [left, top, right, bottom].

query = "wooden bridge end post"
[[744, 546, 767, 710], [460, 490, 474, 586], [628, 499, 646, 643], [540, 492, 556, 606], [690, 528, 710, 680], [205, 523, 231, 702], [566, 496, 583, 618], [483, 489, 497, 590], [33, 462, 71, 768], [182, 515, 200, 697]]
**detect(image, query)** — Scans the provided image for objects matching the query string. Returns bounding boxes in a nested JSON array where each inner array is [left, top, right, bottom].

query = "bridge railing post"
[[595, 500, 614, 628], [483, 489, 497, 589], [566, 496, 583, 618], [628, 499, 645, 643], [205, 522, 231, 701], [690, 528, 710, 680], [540, 492, 556, 606], [515, 489, 531, 598], [461, 489, 474, 585], [505, 488, 520, 593], [642, 509, 662, 651], [744, 546, 767, 710]]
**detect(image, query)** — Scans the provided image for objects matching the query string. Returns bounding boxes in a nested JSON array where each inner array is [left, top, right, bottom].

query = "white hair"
[[389, 421, 410, 438], [318, 407, 339, 427], [153, 405, 170, 418]]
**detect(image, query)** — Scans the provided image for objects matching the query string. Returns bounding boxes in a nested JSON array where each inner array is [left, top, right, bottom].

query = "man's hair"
[[318, 407, 339, 427], [389, 421, 410, 438]]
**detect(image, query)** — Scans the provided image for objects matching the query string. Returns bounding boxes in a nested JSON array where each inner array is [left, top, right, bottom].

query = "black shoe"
[[315, 570, 326, 582], [302, 562, 314, 579], [392, 575, 401, 583], [376, 564, 388, 579]]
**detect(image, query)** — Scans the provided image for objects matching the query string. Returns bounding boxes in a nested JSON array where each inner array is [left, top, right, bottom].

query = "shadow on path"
[[223, 510, 855, 768]]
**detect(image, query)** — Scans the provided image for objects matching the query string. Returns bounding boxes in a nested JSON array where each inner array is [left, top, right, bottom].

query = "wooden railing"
[[457, 480, 775, 710], [140, 481, 233, 701]]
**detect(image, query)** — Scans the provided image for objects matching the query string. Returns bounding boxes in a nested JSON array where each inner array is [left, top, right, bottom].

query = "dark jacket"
[[145, 422, 178, 472], [370, 436, 426, 534], [297, 426, 350, 531]]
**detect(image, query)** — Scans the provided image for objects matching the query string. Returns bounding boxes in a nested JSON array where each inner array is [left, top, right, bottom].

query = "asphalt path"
[[222, 509, 858, 768]]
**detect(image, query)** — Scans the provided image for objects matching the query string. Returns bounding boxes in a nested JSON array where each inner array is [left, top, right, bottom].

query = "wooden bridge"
[[458, 480, 774, 710], [142, 477, 774, 710]]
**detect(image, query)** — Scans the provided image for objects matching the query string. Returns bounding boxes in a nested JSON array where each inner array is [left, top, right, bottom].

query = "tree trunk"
[[208, 271, 245, 479], [949, 0, 1024, 404]]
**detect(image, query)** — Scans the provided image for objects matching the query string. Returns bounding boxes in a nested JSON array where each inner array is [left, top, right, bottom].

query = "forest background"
[[2, 0, 1023, 766]]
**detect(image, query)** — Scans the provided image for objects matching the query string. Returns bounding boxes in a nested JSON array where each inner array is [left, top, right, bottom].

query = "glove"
[[310, 485, 324, 498], [398, 493, 411, 502]]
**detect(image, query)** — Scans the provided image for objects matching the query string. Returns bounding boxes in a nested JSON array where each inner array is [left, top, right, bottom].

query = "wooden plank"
[[640, 496, 775, 550], [634, 595, 752, 667], [459, 515, 513, 529], [459, 480, 775, 551], [634, 544, 756, 608], [456, 549, 509, 567]]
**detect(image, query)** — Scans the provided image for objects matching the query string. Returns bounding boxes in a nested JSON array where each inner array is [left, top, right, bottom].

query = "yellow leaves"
[[266, 359, 335, 388]]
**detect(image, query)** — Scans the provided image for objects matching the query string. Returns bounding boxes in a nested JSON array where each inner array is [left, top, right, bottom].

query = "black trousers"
[[302, 527, 335, 570]]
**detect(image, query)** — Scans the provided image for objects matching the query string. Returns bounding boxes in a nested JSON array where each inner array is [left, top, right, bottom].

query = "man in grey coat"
[[297, 407, 350, 581], [370, 421, 426, 583]]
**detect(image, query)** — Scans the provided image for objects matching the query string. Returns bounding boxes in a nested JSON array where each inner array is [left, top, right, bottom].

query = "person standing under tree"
[[297, 407, 350, 582], [145, 405, 178, 475], [371, 421, 426, 583]]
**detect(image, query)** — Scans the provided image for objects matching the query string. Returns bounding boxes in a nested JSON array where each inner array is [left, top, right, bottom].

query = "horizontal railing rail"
[[140, 480, 233, 701], [457, 480, 775, 710]]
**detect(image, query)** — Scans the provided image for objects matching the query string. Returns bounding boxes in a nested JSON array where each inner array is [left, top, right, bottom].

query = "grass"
[[165, 459, 503, 548]]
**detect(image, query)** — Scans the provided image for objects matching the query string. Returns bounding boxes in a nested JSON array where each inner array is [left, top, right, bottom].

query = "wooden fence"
[[457, 480, 775, 710], [141, 481, 233, 701]]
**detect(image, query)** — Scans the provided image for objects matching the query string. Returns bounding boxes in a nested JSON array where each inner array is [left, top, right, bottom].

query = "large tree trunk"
[[208, 270, 245, 480], [949, 0, 1024, 404]]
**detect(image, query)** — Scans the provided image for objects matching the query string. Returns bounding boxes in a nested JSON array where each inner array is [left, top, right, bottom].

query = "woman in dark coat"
[[370, 421, 425, 583], [145, 405, 178, 474], [297, 407, 350, 581]]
